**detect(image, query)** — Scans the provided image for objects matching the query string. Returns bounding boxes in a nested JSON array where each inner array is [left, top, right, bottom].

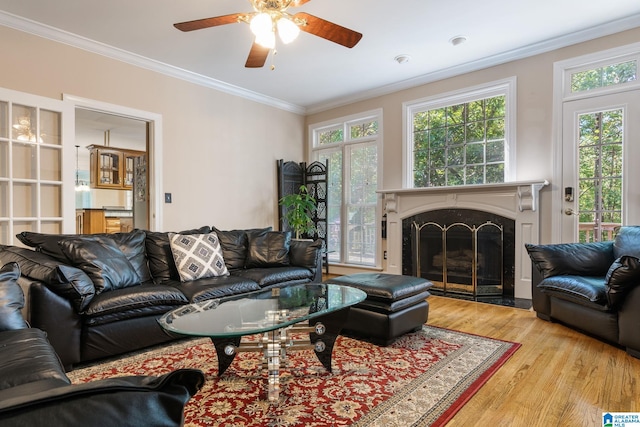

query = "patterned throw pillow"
[[168, 232, 229, 282]]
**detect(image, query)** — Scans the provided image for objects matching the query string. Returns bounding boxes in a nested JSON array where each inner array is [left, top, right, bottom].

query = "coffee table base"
[[211, 308, 349, 403]]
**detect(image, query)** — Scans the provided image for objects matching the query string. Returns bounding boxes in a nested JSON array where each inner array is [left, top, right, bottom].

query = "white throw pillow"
[[168, 232, 229, 282]]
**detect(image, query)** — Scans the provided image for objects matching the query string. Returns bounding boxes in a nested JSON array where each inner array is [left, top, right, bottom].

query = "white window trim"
[[402, 77, 517, 188], [309, 108, 384, 269], [551, 41, 640, 241]]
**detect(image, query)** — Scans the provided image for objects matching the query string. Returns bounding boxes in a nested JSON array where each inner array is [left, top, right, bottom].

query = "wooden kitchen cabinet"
[[88, 145, 145, 190], [76, 209, 106, 234]]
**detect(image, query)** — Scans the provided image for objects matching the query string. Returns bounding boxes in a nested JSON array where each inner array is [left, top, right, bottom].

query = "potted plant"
[[279, 185, 317, 239]]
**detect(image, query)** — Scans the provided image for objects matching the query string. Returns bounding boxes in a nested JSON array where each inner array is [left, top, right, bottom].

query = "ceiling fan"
[[174, 0, 363, 68]]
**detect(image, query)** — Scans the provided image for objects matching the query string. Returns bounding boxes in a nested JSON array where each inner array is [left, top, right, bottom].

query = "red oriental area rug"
[[68, 325, 519, 426]]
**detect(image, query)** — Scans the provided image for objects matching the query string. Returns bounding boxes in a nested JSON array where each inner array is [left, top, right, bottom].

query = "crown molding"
[[0, 10, 306, 115], [3, 10, 639, 117], [305, 13, 640, 115]]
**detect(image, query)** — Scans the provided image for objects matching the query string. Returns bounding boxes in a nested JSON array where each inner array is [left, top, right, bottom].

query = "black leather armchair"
[[526, 226, 640, 358]]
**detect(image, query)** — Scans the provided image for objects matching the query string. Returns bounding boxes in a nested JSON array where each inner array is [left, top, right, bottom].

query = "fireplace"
[[402, 209, 515, 298], [379, 180, 548, 300]]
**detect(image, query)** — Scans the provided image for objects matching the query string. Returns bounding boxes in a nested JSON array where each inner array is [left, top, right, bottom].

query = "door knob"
[[564, 208, 576, 216]]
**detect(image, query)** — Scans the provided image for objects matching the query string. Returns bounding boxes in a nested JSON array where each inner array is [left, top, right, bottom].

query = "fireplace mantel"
[[379, 180, 549, 299]]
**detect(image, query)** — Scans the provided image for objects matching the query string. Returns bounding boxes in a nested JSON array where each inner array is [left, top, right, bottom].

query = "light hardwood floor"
[[426, 295, 640, 427]]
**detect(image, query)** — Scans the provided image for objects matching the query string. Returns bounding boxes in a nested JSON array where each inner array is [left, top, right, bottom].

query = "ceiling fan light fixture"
[[277, 16, 300, 44], [250, 12, 272, 38], [255, 30, 276, 49]]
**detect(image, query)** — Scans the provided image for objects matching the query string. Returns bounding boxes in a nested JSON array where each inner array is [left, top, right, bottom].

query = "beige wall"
[[305, 27, 640, 243], [1, 26, 305, 231], [4, 24, 640, 240]]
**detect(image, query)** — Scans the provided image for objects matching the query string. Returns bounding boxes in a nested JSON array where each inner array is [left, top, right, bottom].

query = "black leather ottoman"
[[326, 273, 432, 345]]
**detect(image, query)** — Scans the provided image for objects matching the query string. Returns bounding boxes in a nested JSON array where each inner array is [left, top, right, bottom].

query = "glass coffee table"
[[158, 283, 366, 402]]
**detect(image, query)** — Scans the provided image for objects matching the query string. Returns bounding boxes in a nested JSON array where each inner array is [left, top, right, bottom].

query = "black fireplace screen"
[[402, 209, 515, 297]]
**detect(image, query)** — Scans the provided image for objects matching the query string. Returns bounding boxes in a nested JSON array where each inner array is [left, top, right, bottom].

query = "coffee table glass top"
[[158, 283, 366, 338]]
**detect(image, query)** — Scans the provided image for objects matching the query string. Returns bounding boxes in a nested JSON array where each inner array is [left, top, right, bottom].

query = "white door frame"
[[551, 42, 640, 242], [63, 94, 163, 231]]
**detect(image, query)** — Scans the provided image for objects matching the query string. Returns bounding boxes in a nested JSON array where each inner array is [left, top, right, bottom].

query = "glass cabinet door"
[[97, 149, 122, 187]]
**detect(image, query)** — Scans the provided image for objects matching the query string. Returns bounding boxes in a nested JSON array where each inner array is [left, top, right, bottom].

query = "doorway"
[[65, 94, 163, 232], [75, 109, 149, 233]]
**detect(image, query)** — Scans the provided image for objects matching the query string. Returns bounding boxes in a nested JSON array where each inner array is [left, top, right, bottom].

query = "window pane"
[[466, 143, 484, 164], [0, 141, 7, 177], [40, 109, 62, 146], [350, 120, 378, 139], [485, 164, 504, 183], [41, 146, 62, 181], [0, 101, 7, 139], [12, 142, 37, 179], [13, 183, 37, 217], [571, 60, 637, 93], [318, 127, 343, 145], [346, 205, 376, 265], [0, 182, 7, 216], [411, 93, 506, 187], [12, 104, 37, 141]]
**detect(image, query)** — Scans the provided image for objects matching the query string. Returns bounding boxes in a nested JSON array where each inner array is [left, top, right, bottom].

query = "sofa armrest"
[[525, 241, 614, 278], [0, 246, 95, 312], [618, 284, 640, 356], [289, 239, 323, 282], [0, 368, 205, 427], [28, 281, 83, 370], [530, 264, 552, 319]]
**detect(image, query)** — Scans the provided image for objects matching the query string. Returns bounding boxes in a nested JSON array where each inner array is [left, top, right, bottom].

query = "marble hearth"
[[380, 181, 548, 300]]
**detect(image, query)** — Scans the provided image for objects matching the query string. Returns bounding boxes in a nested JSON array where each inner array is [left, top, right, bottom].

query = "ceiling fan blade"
[[245, 42, 270, 68], [291, 0, 312, 6], [294, 12, 362, 48], [174, 13, 245, 32]]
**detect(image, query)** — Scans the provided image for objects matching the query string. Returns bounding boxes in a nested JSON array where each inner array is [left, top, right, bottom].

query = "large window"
[[311, 111, 381, 268], [404, 78, 516, 188]]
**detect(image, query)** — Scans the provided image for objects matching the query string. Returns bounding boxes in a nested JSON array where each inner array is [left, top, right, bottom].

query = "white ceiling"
[[2, 0, 640, 113]]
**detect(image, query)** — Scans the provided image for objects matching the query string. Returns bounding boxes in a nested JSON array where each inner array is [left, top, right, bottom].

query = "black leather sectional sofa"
[[526, 226, 640, 357], [0, 261, 205, 427], [0, 226, 322, 370]]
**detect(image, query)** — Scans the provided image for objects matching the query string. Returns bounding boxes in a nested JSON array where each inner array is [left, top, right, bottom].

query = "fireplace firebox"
[[402, 209, 515, 298]]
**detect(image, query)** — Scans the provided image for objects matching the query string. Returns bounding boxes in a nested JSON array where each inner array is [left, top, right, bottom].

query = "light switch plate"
[[164, 193, 172, 203]]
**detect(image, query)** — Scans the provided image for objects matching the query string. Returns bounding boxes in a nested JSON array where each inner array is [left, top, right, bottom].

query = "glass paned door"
[[562, 91, 640, 242], [0, 89, 71, 245], [346, 143, 377, 265], [319, 149, 342, 263]]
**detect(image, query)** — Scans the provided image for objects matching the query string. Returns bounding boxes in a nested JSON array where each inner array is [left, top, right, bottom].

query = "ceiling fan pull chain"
[[271, 48, 278, 70]]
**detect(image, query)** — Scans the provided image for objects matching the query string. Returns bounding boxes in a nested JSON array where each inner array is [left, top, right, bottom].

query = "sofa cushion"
[[212, 227, 272, 270], [289, 238, 323, 270], [168, 232, 229, 281], [0, 246, 96, 312], [525, 242, 614, 279], [245, 231, 291, 268], [167, 276, 261, 303], [83, 284, 189, 325], [613, 226, 640, 259], [537, 275, 608, 307], [59, 237, 141, 294], [232, 266, 312, 288], [144, 226, 211, 283], [0, 262, 28, 331], [605, 255, 640, 309], [15, 230, 152, 283]]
